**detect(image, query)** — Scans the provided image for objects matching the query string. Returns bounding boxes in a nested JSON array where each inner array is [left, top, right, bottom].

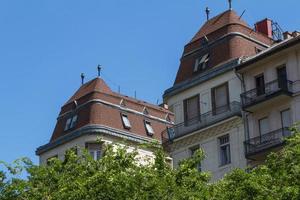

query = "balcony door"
[[281, 109, 291, 128], [184, 95, 200, 126], [255, 74, 265, 96], [259, 117, 269, 136], [211, 83, 229, 115], [277, 66, 287, 90]]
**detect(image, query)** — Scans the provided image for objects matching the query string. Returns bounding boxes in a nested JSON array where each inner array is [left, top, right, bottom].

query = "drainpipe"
[[234, 59, 250, 146]]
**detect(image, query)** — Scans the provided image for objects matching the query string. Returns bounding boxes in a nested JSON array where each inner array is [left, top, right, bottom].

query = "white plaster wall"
[[39, 134, 155, 165], [243, 44, 300, 139], [243, 44, 300, 91], [171, 123, 246, 182], [167, 71, 242, 124]]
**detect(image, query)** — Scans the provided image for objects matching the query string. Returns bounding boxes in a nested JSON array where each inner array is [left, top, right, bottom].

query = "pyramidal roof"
[[65, 77, 112, 105], [190, 10, 248, 43]]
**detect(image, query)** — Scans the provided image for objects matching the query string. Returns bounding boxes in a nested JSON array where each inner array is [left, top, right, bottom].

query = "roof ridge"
[[190, 9, 248, 43]]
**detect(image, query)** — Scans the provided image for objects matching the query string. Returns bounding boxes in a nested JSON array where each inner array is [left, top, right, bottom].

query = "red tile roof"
[[172, 10, 273, 85], [50, 78, 174, 143], [66, 78, 112, 105], [191, 10, 248, 43]]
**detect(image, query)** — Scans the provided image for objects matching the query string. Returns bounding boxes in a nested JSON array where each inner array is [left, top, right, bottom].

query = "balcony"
[[161, 101, 241, 144], [241, 79, 293, 111], [244, 128, 292, 159]]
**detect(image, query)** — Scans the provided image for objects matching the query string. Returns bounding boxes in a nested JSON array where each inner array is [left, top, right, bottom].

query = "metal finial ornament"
[[81, 73, 85, 85], [228, 0, 232, 10], [97, 65, 102, 77], [205, 7, 210, 21]]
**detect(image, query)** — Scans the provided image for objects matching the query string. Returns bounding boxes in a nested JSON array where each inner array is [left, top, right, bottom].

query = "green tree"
[[0, 143, 211, 200], [211, 126, 300, 200], [1, 128, 300, 200]]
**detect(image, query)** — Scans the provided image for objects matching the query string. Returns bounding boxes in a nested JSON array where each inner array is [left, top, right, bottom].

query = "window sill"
[[218, 163, 232, 170]]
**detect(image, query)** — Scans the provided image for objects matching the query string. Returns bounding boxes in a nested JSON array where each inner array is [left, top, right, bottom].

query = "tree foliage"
[[1, 128, 300, 200]]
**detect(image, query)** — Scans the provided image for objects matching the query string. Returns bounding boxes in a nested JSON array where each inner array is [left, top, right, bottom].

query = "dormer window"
[[194, 53, 209, 72], [121, 114, 131, 129], [64, 115, 78, 131], [145, 120, 154, 136], [143, 107, 149, 115]]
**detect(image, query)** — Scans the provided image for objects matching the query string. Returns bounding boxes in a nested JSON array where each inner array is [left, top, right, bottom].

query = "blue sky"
[[0, 0, 299, 165]]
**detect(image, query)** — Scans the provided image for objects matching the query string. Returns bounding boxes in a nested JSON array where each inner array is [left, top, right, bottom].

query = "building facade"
[[162, 9, 275, 180], [237, 33, 300, 167], [36, 77, 174, 165]]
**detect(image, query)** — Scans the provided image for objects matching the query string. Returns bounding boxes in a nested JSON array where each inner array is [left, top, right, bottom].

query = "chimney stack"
[[255, 19, 273, 38]]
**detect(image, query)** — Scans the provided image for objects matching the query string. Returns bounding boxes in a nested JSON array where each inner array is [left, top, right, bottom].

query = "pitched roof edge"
[[236, 36, 300, 71]]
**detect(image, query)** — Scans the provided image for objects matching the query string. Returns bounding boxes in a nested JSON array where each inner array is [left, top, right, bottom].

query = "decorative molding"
[[36, 124, 160, 155], [58, 99, 174, 125]]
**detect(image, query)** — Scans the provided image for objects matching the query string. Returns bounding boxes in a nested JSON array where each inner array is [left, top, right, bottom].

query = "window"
[[86, 143, 102, 161], [145, 121, 154, 136], [255, 74, 265, 96], [194, 53, 209, 72], [211, 83, 229, 115], [281, 109, 291, 128], [277, 66, 287, 89], [121, 114, 131, 129], [219, 135, 231, 166], [190, 145, 201, 171], [64, 115, 78, 131], [184, 95, 200, 125], [259, 117, 269, 136]]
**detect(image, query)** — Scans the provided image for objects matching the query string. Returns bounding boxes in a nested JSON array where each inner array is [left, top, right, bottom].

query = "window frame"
[[194, 53, 210, 73], [144, 120, 154, 136], [183, 95, 200, 126], [211, 82, 230, 115], [85, 143, 102, 161], [121, 113, 131, 129], [64, 115, 78, 131], [258, 117, 269, 136], [255, 74, 265, 96], [280, 109, 291, 129], [219, 134, 231, 167]]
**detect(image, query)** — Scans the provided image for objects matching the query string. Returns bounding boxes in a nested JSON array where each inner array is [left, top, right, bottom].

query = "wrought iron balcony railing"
[[161, 101, 241, 144], [244, 127, 291, 157], [241, 79, 293, 108]]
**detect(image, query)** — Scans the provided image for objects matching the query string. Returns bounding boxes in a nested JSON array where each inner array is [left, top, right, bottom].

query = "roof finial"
[[97, 65, 102, 77], [205, 7, 210, 21], [81, 73, 85, 85], [228, 0, 232, 10]]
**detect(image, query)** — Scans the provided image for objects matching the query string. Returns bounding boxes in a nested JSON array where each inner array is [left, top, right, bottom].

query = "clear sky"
[[0, 0, 299, 165]]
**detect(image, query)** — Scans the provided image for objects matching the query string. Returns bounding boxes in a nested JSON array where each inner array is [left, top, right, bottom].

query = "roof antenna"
[[97, 65, 102, 77], [205, 7, 210, 21], [134, 91, 137, 99], [228, 0, 232, 10], [81, 73, 85, 85], [239, 10, 246, 19]]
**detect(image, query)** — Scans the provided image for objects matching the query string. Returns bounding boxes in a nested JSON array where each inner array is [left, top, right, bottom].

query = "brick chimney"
[[255, 19, 273, 38]]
